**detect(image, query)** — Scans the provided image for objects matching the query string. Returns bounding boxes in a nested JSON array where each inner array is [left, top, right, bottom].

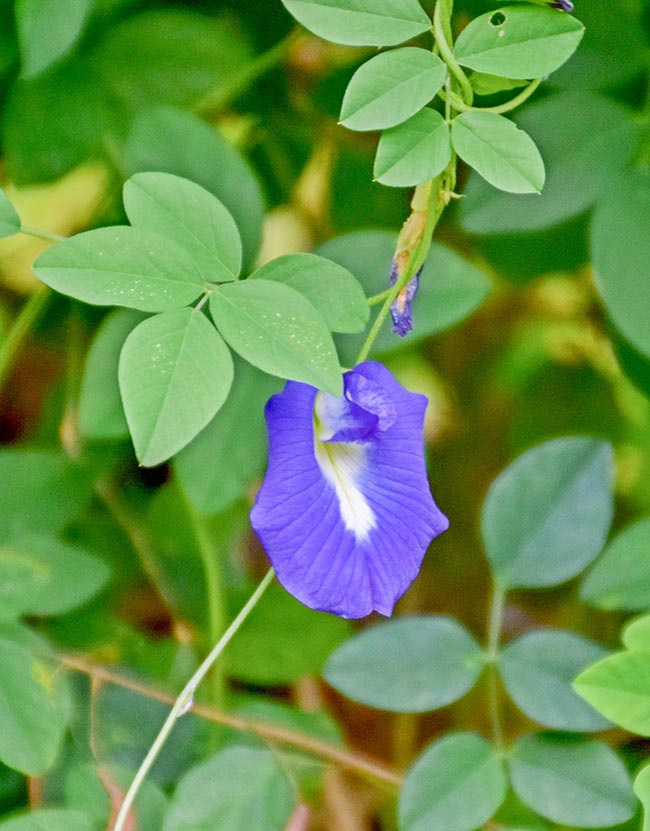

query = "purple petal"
[[549, 0, 574, 9], [250, 362, 449, 618]]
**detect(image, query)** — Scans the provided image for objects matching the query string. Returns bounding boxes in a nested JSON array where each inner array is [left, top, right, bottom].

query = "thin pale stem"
[[195, 29, 300, 116], [20, 225, 65, 243], [178, 482, 227, 706], [112, 568, 275, 831], [60, 651, 402, 789], [486, 582, 506, 751], [0, 288, 51, 394]]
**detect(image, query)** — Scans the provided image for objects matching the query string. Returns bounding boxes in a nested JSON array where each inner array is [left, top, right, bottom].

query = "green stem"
[[433, 0, 473, 106], [194, 29, 300, 116], [0, 288, 51, 394], [367, 289, 392, 307], [20, 225, 65, 243], [178, 483, 227, 706], [113, 568, 275, 831], [486, 582, 506, 751], [441, 77, 543, 115], [355, 171, 450, 364]]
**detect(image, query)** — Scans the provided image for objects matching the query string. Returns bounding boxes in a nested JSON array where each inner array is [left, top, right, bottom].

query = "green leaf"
[[481, 437, 613, 589], [399, 732, 507, 831], [454, 5, 584, 80], [581, 518, 650, 611], [0, 551, 48, 623], [458, 92, 636, 235], [323, 616, 484, 713], [123, 172, 242, 282], [374, 109, 451, 187], [592, 170, 650, 361], [0, 190, 20, 238], [33, 227, 205, 312], [509, 734, 636, 828], [174, 362, 281, 515], [499, 630, 610, 731], [0, 809, 92, 831], [0, 536, 110, 617], [250, 253, 369, 333], [78, 309, 146, 441], [574, 650, 650, 736], [623, 614, 650, 652], [16, 0, 92, 79], [317, 232, 491, 362], [90, 9, 252, 110], [227, 584, 350, 686], [0, 638, 69, 775], [635, 765, 650, 831], [340, 48, 446, 132], [0, 450, 92, 543], [119, 308, 233, 467], [281, 0, 431, 47], [209, 280, 342, 396], [164, 745, 294, 831], [451, 112, 544, 194], [124, 106, 264, 271]]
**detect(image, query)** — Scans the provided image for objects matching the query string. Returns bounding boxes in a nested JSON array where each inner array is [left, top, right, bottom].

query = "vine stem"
[[433, 0, 473, 106], [486, 582, 506, 751], [112, 568, 275, 831], [355, 169, 449, 364]]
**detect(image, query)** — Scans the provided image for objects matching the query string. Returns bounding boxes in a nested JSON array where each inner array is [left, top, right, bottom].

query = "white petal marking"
[[314, 438, 376, 541]]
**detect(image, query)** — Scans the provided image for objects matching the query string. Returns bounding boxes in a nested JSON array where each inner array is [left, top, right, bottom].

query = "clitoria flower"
[[250, 362, 449, 618]]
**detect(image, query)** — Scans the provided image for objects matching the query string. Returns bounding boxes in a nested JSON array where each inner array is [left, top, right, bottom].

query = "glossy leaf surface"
[[250, 253, 368, 333], [124, 172, 242, 282], [340, 48, 445, 132], [210, 280, 343, 396], [481, 437, 613, 589], [454, 5, 584, 79], [324, 616, 484, 713], [500, 630, 610, 731], [374, 109, 451, 187], [400, 733, 507, 831], [281, 0, 431, 47], [33, 227, 205, 312], [119, 309, 234, 466], [451, 112, 544, 194]]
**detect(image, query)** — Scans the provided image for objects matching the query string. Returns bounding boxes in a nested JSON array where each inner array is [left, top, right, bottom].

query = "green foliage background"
[[1, 0, 650, 829]]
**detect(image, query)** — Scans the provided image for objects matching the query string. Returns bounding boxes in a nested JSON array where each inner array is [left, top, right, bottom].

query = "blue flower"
[[250, 362, 449, 618]]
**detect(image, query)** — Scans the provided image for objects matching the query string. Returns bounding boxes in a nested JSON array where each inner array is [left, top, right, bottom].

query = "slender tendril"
[[112, 569, 275, 831], [440, 77, 543, 115]]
